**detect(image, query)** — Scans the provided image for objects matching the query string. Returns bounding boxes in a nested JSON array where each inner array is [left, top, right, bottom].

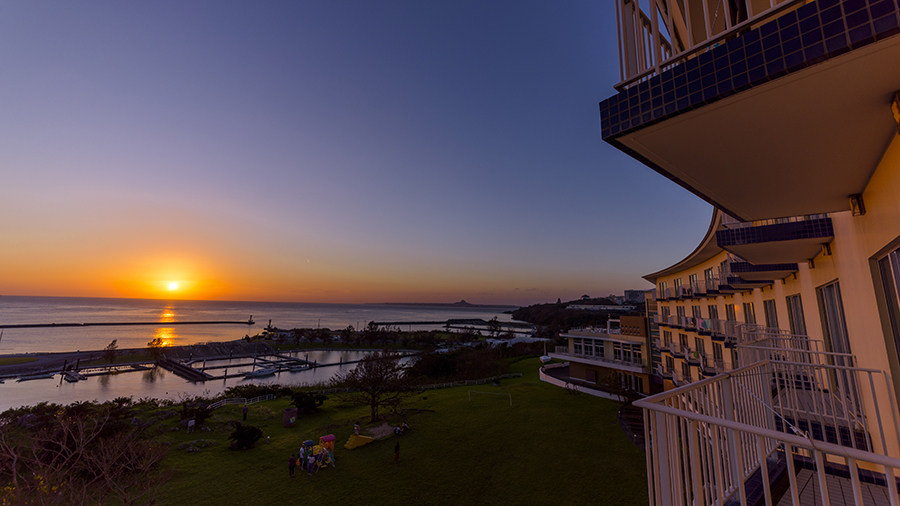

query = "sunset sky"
[[0, 1, 711, 306]]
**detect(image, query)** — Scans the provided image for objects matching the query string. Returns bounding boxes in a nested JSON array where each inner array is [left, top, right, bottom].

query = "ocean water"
[[0, 296, 517, 354], [0, 297, 516, 410]]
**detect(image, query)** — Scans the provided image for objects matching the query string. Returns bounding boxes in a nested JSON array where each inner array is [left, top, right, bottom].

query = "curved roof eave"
[[642, 208, 725, 284]]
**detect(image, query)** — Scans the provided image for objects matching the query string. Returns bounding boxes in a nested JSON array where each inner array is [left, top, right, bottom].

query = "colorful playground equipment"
[[304, 435, 336, 471]]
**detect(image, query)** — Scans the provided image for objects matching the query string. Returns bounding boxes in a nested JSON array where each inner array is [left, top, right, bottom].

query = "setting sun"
[[168, 282, 179, 291]]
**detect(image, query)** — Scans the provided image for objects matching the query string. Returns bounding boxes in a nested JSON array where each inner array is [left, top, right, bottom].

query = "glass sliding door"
[[879, 248, 900, 368], [786, 294, 807, 336]]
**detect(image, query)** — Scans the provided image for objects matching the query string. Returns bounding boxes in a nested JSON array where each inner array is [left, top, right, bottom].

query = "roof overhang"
[[613, 35, 900, 221], [644, 208, 723, 284]]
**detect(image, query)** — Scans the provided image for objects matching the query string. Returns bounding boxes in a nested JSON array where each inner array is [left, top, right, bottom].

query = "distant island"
[[369, 300, 520, 309]]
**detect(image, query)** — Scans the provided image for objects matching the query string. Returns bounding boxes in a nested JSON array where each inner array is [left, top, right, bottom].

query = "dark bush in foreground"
[[290, 391, 327, 414], [229, 422, 263, 450]]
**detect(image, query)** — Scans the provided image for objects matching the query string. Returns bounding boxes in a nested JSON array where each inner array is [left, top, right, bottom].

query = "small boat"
[[243, 368, 277, 379], [16, 373, 55, 382], [539, 355, 552, 364], [290, 365, 310, 372]]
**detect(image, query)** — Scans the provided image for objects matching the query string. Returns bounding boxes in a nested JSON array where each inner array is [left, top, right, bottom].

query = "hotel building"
[[549, 316, 654, 396], [600, 0, 900, 504]]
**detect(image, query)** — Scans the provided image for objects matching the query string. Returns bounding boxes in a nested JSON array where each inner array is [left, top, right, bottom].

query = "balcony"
[[684, 346, 702, 365], [602, 0, 900, 222], [549, 347, 648, 374], [717, 214, 834, 265], [635, 350, 900, 506]]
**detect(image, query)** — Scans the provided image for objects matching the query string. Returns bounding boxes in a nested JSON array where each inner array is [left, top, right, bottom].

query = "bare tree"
[[330, 350, 417, 422]]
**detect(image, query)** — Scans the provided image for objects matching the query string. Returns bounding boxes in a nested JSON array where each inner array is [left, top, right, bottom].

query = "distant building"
[[548, 315, 651, 395], [623, 290, 645, 303]]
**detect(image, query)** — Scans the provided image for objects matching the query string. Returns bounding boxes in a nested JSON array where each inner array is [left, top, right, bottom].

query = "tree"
[[103, 340, 118, 363], [146, 337, 165, 360], [228, 422, 263, 450], [340, 325, 355, 344], [487, 317, 501, 337], [290, 391, 327, 414], [330, 351, 417, 422]]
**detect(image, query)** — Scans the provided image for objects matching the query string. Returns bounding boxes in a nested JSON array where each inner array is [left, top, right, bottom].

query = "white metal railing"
[[209, 394, 275, 410], [616, 0, 807, 90], [636, 357, 900, 506], [552, 348, 647, 371]]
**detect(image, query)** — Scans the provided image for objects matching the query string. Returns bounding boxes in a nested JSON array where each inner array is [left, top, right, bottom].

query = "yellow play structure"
[[344, 433, 374, 449]]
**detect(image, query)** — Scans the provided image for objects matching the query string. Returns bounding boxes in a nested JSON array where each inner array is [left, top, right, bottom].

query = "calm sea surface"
[[0, 296, 517, 411], [0, 296, 517, 354]]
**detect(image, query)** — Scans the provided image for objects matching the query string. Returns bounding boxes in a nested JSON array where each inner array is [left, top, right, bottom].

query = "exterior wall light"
[[850, 193, 866, 216], [893, 91, 900, 134]]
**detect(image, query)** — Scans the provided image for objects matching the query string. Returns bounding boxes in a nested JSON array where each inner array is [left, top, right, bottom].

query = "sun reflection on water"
[[160, 306, 176, 323], [154, 326, 178, 347]]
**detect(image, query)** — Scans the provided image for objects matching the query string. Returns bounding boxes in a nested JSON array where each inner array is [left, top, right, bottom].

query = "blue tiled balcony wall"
[[600, 0, 900, 140], [730, 261, 800, 274], [716, 217, 834, 247]]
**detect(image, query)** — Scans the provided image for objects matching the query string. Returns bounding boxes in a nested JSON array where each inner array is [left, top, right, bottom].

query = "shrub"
[[228, 422, 263, 450], [289, 391, 327, 414]]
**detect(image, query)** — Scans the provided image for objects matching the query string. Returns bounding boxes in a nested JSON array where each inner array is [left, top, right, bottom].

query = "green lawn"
[[154, 357, 648, 506]]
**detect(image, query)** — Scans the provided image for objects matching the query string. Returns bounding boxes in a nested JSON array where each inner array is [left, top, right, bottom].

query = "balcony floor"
[[775, 468, 893, 506]]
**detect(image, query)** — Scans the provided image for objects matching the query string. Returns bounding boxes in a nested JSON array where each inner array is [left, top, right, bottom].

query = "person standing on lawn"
[[289, 455, 297, 477]]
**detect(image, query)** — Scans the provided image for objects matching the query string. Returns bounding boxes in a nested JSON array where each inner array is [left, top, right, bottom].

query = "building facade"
[[549, 315, 653, 395], [601, 0, 900, 504]]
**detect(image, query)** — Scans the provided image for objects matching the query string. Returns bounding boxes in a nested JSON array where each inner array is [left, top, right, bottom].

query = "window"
[[659, 281, 668, 297], [596, 341, 605, 358], [663, 330, 672, 348], [573, 338, 582, 355], [713, 342, 724, 370], [692, 305, 702, 319], [583, 338, 594, 357], [695, 337, 706, 355], [676, 306, 686, 318], [704, 267, 716, 283], [786, 294, 807, 336], [682, 361, 691, 381], [666, 355, 675, 372], [763, 299, 778, 328], [817, 281, 851, 365], [674, 278, 682, 291], [879, 248, 900, 368], [708, 305, 719, 320], [689, 273, 698, 294], [614, 343, 622, 361], [725, 303, 736, 322], [679, 333, 688, 352], [743, 302, 756, 324]]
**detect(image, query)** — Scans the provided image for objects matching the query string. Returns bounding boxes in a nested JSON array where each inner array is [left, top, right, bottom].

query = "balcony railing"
[[551, 347, 647, 372], [615, 0, 807, 90], [635, 353, 900, 506]]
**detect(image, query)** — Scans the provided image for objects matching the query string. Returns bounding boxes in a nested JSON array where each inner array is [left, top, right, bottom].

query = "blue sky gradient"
[[0, 1, 711, 304]]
